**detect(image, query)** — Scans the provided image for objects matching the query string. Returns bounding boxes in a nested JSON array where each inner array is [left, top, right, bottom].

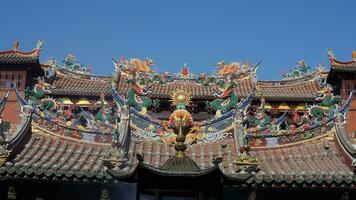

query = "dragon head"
[[144, 57, 155, 66], [316, 85, 333, 100]]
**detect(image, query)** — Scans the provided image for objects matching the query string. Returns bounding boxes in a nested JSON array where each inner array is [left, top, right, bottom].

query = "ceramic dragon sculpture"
[[252, 97, 271, 128], [206, 80, 239, 117], [113, 57, 158, 114], [61, 54, 91, 74], [126, 75, 153, 115], [244, 97, 273, 131], [282, 60, 311, 79], [287, 109, 310, 131], [306, 86, 342, 122], [24, 79, 56, 111], [114, 56, 154, 76], [216, 61, 248, 77]]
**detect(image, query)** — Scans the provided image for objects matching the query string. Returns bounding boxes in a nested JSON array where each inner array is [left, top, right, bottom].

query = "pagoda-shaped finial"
[[160, 122, 201, 172], [156, 88, 201, 173], [174, 124, 187, 158], [180, 63, 190, 77], [233, 136, 260, 173]]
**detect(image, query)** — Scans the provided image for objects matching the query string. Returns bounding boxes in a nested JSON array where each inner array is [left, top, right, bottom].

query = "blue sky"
[[0, 0, 355, 80]]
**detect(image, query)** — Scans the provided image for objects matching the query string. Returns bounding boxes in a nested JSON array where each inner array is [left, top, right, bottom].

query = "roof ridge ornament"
[[35, 40, 44, 55], [0, 135, 10, 167], [159, 123, 202, 173], [282, 59, 313, 80], [12, 40, 19, 51], [0, 91, 14, 166], [328, 48, 335, 60], [102, 146, 128, 170], [50, 54, 93, 75], [233, 140, 260, 173]]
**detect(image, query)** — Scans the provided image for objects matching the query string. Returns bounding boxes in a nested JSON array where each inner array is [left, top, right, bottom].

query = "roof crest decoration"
[[244, 85, 351, 148], [49, 54, 92, 75]]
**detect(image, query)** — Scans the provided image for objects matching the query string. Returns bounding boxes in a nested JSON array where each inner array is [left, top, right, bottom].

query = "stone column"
[[248, 189, 256, 200], [340, 191, 349, 200], [100, 185, 110, 200], [7, 186, 16, 200], [233, 110, 245, 155], [118, 105, 130, 148]]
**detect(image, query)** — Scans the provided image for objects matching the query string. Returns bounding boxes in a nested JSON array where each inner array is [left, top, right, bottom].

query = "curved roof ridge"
[[32, 123, 111, 147], [56, 69, 112, 81], [5, 110, 32, 149], [258, 71, 324, 86], [0, 90, 9, 116], [0, 49, 39, 56], [331, 57, 356, 65], [251, 130, 333, 150], [335, 124, 356, 159]]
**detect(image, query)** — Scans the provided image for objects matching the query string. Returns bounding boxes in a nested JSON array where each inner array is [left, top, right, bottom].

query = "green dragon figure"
[[247, 98, 271, 129], [126, 76, 153, 114], [197, 73, 217, 86], [306, 86, 342, 122], [24, 79, 56, 111], [282, 60, 311, 79], [96, 106, 113, 124], [254, 109, 271, 128], [206, 81, 238, 117], [61, 54, 91, 74]]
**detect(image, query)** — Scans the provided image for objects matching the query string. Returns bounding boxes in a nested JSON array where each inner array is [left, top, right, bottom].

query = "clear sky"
[[0, 0, 355, 80]]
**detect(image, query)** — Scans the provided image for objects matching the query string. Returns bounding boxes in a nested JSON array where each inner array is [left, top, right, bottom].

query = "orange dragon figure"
[[130, 57, 154, 73], [216, 61, 241, 76]]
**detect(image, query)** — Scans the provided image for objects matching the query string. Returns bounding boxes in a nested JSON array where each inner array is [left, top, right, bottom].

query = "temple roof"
[[249, 132, 354, 184], [0, 124, 112, 183], [1, 110, 356, 187], [51, 70, 112, 96], [0, 50, 40, 64], [256, 75, 323, 101], [329, 50, 356, 73], [50, 68, 325, 101], [1, 46, 355, 187], [118, 75, 252, 100], [330, 59, 356, 73], [0, 41, 42, 64]]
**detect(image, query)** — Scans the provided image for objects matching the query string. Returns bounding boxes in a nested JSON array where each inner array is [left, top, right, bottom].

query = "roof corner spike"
[[327, 48, 335, 61], [35, 40, 44, 50], [249, 58, 261, 75], [13, 40, 19, 51], [338, 90, 355, 117], [0, 90, 9, 117], [111, 56, 117, 65]]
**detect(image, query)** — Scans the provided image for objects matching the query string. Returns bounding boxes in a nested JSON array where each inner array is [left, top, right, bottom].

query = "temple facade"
[[0, 41, 355, 200]]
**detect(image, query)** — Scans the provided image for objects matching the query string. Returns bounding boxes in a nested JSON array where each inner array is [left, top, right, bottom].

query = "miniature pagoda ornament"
[[179, 63, 192, 79], [155, 89, 202, 173], [233, 139, 260, 173]]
